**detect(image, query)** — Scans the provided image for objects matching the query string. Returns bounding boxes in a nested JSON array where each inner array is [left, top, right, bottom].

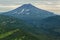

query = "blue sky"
[[0, 0, 60, 14]]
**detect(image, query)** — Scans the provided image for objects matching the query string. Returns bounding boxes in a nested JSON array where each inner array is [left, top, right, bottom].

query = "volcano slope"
[[0, 14, 60, 40], [0, 15, 39, 40]]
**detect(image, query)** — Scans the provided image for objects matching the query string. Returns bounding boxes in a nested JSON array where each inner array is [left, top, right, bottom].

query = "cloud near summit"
[[0, 0, 60, 14]]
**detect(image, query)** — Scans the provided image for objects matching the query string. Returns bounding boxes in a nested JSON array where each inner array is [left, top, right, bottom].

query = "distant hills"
[[38, 15, 60, 35]]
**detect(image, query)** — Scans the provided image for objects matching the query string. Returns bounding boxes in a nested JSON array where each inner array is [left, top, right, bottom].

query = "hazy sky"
[[0, 0, 60, 14]]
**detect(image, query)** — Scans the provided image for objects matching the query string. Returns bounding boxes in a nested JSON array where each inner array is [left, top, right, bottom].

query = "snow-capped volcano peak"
[[9, 4, 35, 15], [3, 4, 55, 19]]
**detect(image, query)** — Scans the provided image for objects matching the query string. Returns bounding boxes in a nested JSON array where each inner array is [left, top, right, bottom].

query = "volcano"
[[2, 4, 55, 25]]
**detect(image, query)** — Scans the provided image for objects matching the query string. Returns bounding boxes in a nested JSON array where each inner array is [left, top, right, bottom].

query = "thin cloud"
[[0, 0, 60, 14]]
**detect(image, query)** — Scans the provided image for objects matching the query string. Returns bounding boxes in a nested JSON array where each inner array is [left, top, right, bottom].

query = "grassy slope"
[[0, 15, 60, 40], [0, 15, 39, 40]]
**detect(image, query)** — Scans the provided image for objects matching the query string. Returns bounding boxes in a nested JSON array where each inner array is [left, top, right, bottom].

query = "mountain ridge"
[[1, 4, 56, 25], [0, 4, 60, 40]]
